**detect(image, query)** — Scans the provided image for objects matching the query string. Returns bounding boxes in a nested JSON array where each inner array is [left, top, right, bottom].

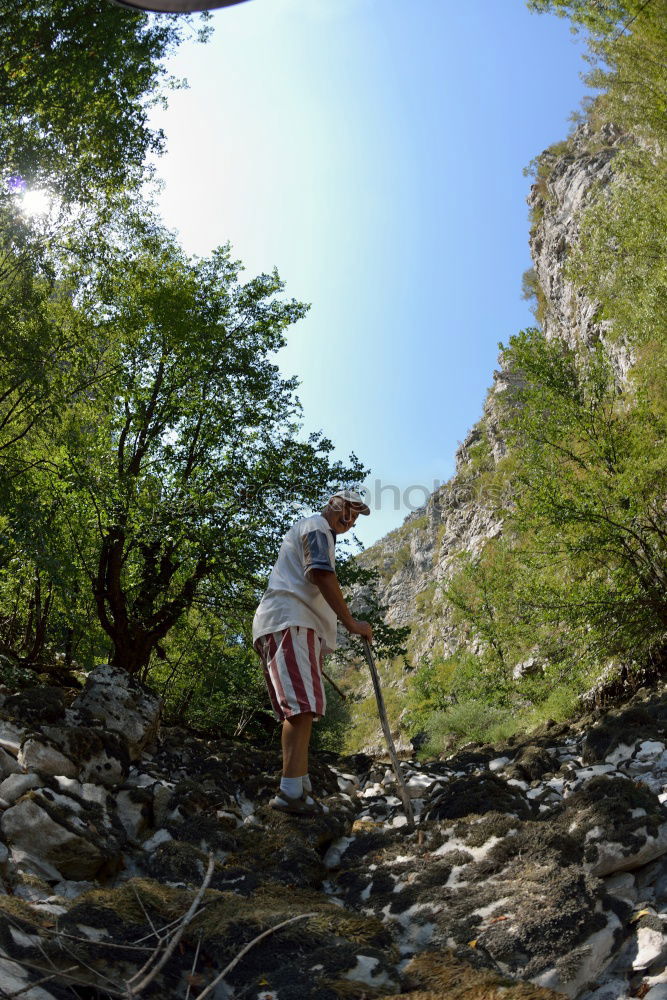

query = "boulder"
[[20, 727, 130, 787], [71, 664, 161, 759], [0, 772, 43, 804], [563, 776, 667, 876], [18, 738, 78, 778], [0, 745, 22, 778], [1, 788, 122, 880], [0, 719, 25, 756]]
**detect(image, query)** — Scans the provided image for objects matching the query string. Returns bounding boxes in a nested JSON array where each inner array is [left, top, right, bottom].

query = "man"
[[253, 489, 373, 815]]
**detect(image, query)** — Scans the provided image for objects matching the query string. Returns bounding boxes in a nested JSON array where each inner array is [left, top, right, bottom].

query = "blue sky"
[[148, 0, 590, 547]]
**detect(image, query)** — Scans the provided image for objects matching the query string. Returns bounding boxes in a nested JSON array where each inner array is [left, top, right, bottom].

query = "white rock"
[[0, 746, 21, 777], [606, 742, 638, 766], [579, 978, 631, 1000], [0, 772, 42, 804], [574, 764, 617, 781], [645, 985, 667, 1000], [587, 823, 667, 877], [70, 663, 161, 759], [547, 777, 566, 793], [362, 783, 383, 798], [127, 772, 157, 788], [337, 775, 358, 793], [0, 721, 24, 757], [18, 739, 77, 778], [406, 773, 435, 797], [153, 783, 174, 827], [117, 789, 150, 842], [324, 837, 354, 869], [2, 796, 115, 880], [634, 926, 667, 970], [10, 847, 63, 882], [143, 828, 172, 852], [626, 760, 659, 776], [604, 871, 637, 903], [343, 954, 396, 989], [637, 742, 666, 761], [14, 882, 50, 903], [54, 777, 108, 808], [534, 910, 622, 998], [52, 879, 96, 899], [0, 957, 58, 999], [489, 756, 511, 772], [637, 775, 665, 795]]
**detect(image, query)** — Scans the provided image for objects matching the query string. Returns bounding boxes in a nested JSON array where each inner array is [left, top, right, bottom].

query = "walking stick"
[[362, 638, 415, 831]]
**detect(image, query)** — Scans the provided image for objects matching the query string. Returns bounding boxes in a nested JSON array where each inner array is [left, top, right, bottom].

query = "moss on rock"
[[425, 775, 532, 822]]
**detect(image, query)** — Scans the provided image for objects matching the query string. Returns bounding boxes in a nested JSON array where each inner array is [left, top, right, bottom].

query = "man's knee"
[[285, 712, 314, 727]]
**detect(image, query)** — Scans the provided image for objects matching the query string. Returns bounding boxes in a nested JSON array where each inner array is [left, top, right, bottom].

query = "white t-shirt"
[[252, 514, 338, 652]]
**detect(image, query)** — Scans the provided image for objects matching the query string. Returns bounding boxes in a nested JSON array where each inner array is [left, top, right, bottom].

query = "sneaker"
[[269, 793, 324, 816]]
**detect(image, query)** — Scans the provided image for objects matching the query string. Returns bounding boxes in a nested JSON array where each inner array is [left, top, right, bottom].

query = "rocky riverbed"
[[2, 667, 667, 999]]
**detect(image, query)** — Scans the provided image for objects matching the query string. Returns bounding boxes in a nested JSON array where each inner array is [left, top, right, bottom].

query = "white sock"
[[301, 774, 312, 794], [280, 776, 303, 800]]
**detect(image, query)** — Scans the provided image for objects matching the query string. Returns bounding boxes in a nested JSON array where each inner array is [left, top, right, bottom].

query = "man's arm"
[[309, 569, 373, 641]]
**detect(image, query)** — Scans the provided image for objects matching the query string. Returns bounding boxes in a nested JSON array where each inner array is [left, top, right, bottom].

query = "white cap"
[[329, 489, 370, 515]]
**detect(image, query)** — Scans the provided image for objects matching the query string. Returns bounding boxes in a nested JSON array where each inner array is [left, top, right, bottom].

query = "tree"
[[0, 0, 211, 487], [498, 328, 667, 661], [0, 0, 209, 202], [47, 218, 367, 676]]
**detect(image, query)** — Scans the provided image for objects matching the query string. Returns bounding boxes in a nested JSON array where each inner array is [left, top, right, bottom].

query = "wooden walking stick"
[[362, 638, 415, 831]]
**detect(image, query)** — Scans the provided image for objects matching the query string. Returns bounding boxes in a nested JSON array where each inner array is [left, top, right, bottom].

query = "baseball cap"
[[330, 489, 371, 515]]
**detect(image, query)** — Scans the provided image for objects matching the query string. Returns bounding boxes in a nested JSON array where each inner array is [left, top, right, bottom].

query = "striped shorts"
[[254, 626, 327, 721]]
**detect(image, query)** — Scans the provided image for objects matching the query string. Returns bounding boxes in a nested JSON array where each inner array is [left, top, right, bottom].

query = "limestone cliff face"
[[528, 121, 634, 377], [357, 123, 630, 665]]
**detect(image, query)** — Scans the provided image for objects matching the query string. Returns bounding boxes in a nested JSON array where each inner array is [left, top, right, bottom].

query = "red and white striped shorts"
[[254, 626, 327, 721]]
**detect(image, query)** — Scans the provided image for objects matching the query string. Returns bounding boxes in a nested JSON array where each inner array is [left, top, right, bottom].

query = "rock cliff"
[[356, 122, 633, 667]]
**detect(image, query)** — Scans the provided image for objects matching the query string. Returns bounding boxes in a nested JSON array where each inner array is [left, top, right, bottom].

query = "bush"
[[421, 700, 517, 756]]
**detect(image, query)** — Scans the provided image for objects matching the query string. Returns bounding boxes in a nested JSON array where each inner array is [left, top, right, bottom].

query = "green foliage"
[[310, 677, 353, 753], [0, 1, 209, 201], [404, 653, 458, 732], [405, 0, 667, 754], [151, 611, 270, 737], [0, 657, 35, 690], [521, 267, 548, 327], [337, 547, 411, 665], [29, 213, 365, 676], [500, 327, 667, 660], [421, 701, 517, 756], [415, 580, 440, 615], [342, 665, 405, 755]]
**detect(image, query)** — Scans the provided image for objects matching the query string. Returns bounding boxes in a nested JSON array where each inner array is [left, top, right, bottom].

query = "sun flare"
[[20, 188, 52, 217]]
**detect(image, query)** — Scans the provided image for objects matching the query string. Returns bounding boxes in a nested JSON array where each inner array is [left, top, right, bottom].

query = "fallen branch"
[[184, 931, 203, 1000], [126, 853, 215, 997], [193, 912, 316, 1000]]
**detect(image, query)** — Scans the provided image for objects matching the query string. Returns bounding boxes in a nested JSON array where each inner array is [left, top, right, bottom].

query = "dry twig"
[[193, 912, 315, 1000], [126, 853, 216, 998], [184, 931, 203, 1000], [2, 964, 79, 997]]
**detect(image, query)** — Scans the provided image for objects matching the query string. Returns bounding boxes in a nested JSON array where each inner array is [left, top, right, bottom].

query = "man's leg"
[[282, 712, 313, 778]]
